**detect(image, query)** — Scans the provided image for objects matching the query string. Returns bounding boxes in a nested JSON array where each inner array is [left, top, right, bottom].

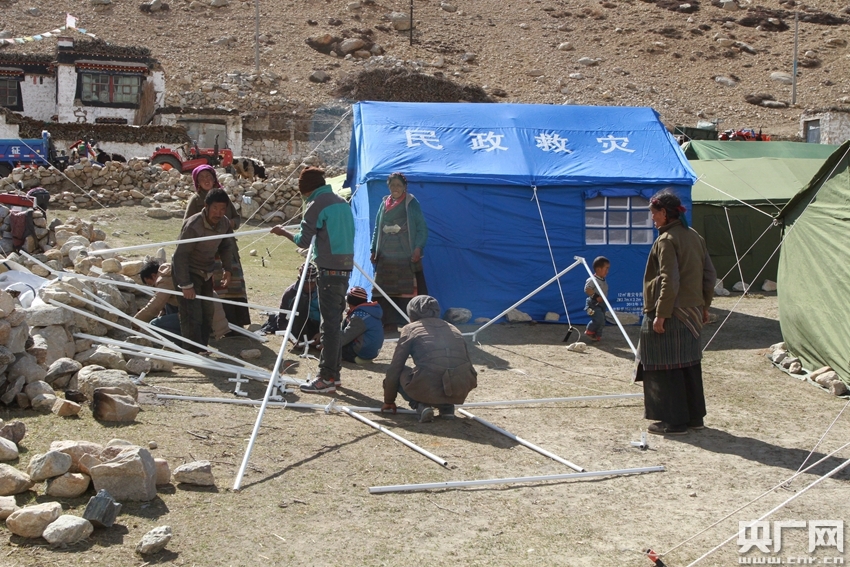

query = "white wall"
[[53, 138, 161, 161], [801, 111, 850, 145], [157, 113, 243, 155], [55, 64, 163, 125], [0, 113, 19, 139], [19, 75, 56, 122]]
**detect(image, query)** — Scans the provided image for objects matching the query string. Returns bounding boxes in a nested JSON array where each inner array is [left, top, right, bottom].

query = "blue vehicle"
[[0, 131, 68, 178]]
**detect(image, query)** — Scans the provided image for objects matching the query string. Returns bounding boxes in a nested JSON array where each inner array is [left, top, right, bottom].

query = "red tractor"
[[150, 136, 233, 173]]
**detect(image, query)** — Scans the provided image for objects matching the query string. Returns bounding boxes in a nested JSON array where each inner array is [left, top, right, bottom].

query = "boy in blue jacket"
[[341, 286, 384, 365]]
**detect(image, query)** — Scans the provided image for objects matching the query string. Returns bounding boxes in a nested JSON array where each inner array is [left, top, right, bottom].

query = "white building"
[[800, 107, 850, 145], [0, 37, 165, 126]]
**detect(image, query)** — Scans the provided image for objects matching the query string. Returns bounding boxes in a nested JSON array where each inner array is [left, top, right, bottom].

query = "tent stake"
[[369, 466, 666, 494], [457, 409, 584, 472]]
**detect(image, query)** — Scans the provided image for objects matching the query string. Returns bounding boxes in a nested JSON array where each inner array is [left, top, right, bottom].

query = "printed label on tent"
[[615, 292, 644, 315]]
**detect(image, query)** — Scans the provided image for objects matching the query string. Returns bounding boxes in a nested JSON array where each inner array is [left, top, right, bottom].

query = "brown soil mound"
[[334, 68, 494, 104]]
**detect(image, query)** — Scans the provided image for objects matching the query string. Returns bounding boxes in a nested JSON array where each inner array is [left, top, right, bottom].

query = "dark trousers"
[[642, 363, 707, 426], [379, 271, 428, 327], [396, 374, 453, 414], [317, 273, 348, 380], [177, 272, 214, 354], [151, 312, 183, 348]]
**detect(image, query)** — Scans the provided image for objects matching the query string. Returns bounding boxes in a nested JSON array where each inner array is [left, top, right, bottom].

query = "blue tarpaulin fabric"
[[345, 102, 696, 323]]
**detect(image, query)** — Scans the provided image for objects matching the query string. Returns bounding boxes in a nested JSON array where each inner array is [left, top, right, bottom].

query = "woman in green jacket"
[[370, 172, 429, 333]]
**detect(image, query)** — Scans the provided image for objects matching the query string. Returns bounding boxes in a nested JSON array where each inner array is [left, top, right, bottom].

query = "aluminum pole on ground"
[[457, 409, 584, 472], [369, 466, 666, 494], [460, 393, 643, 408]]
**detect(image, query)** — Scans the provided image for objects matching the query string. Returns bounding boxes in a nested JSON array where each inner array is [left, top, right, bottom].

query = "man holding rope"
[[271, 167, 355, 394], [173, 188, 234, 354]]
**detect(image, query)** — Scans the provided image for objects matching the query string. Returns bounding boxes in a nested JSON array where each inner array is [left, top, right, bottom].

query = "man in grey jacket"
[[382, 295, 478, 422], [172, 188, 234, 353]]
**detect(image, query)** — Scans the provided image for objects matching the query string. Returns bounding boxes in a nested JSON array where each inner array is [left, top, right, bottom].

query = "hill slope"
[[1, 0, 849, 138]]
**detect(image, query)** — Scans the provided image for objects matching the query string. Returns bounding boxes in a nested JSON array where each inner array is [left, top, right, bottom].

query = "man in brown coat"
[[382, 295, 477, 422]]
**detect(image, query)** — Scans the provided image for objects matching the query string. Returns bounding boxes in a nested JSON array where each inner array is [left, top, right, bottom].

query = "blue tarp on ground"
[[345, 101, 696, 322]]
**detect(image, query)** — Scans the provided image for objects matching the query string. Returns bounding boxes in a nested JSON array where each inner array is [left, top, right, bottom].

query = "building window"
[[804, 119, 821, 144], [80, 73, 141, 104], [585, 195, 654, 245], [0, 78, 18, 107]]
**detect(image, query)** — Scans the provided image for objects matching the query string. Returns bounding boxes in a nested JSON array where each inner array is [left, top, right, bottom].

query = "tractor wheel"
[[0, 164, 11, 179], [151, 155, 182, 171]]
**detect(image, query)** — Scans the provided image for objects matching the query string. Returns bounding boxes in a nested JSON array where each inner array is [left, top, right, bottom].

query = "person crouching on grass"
[[340, 286, 384, 365]]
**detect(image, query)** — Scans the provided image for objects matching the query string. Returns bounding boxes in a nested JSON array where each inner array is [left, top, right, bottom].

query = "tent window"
[[585, 196, 653, 245]]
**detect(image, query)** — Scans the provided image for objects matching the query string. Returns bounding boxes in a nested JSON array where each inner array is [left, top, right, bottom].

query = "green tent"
[[776, 142, 850, 383], [683, 140, 839, 160], [690, 158, 829, 285]]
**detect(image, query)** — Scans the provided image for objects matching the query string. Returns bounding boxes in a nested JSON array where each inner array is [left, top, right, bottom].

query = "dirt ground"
[[3, 211, 850, 567]]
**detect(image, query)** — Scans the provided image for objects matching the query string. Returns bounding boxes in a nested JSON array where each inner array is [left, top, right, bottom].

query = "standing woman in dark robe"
[[370, 172, 429, 334], [636, 190, 716, 436], [184, 164, 251, 328]]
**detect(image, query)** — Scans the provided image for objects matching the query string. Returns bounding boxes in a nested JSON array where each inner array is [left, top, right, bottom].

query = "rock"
[[92, 390, 141, 422], [24, 303, 74, 327], [577, 57, 599, 66], [78, 453, 102, 476], [6, 323, 31, 353], [78, 368, 137, 400], [83, 489, 122, 528], [473, 317, 490, 325], [240, 349, 261, 360], [49, 440, 105, 474], [75, 345, 127, 371], [0, 421, 26, 445], [339, 38, 365, 54], [505, 309, 532, 323], [89, 446, 157, 501], [788, 361, 803, 374], [0, 437, 18, 462], [565, 342, 587, 352], [815, 370, 838, 387], [544, 312, 560, 322], [42, 515, 94, 546], [24, 380, 55, 400], [5, 501, 62, 539], [126, 357, 152, 375], [46, 472, 91, 498], [770, 71, 793, 84], [714, 279, 731, 296], [309, 70, 330, 83], [732, 281, 748, 292], [715, 76, 737, 87], [173, 460, 215, 486], [52, 398, 82, 417], [558, 42, 574, 51], [720, 0, 739, 10], [809, 366, 832, 382], [65, 390, 87, 403], [771, 350, 788, 364], [444, 308, 472, 324], [781, 356, 800, 369], [45, 357, 83, 386], [30, 393, 59, 412], [27, 450, 73, 482], [9, 354, 47, 384], [0, 464, 34, 495], [0, 291, 15, 318], [136, 525, 173, 555], [154, 458, 171, 485], [0, 376, 25, 405], [210, 0, 229, 6], [830, 381, 848, 396], [390, 12, 411, 31], [0, 495, 19, 520], [0, 344, 12, 366], [101, 258, 122, 273], [120, 260, 145, 277], [146, 208, 172, 219]]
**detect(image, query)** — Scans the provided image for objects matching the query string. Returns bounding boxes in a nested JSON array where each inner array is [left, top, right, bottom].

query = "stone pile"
[[768, 341, 849, 397], [0, 158, 336, 226]]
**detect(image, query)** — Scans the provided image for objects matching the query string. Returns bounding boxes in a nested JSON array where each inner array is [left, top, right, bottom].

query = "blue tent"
[[345, 101, 696, 322]]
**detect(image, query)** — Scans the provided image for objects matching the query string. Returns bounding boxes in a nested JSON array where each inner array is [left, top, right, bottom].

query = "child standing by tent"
[[584, 256, 610, 341]]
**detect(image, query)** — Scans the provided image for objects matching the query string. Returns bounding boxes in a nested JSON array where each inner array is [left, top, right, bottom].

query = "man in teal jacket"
[[271, 167, 355, 393]]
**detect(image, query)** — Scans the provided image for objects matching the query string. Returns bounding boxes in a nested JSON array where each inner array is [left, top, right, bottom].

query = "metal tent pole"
[[369, 466, 666, 494], [85, 228, 271, 255], [352, 260, 410, 324], [578, 256, 637, 355], [460, 393, 643, 408], [457, 409, 584, 472], [472, 258, 582, 342], [233, 237, 315, 491], [156, 393, 417, 414]]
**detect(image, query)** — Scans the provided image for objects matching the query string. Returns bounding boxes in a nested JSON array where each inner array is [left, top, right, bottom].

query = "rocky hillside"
[[1, 0, 849, 138]]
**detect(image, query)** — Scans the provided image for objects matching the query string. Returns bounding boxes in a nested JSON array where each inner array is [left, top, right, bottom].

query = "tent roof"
[[690, 158, 827, 205], [682, 140, 839, 160], [345, 101, 696, 188], [778, 141, 850, 219]]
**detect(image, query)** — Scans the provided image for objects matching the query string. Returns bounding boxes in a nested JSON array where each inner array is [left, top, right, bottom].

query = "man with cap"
[[382, 295, 478, 422], [271, 167, 355, 393], [173, 188, 234, 354], [259, 263, 321, 345], [340, 286, 384, 365]]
